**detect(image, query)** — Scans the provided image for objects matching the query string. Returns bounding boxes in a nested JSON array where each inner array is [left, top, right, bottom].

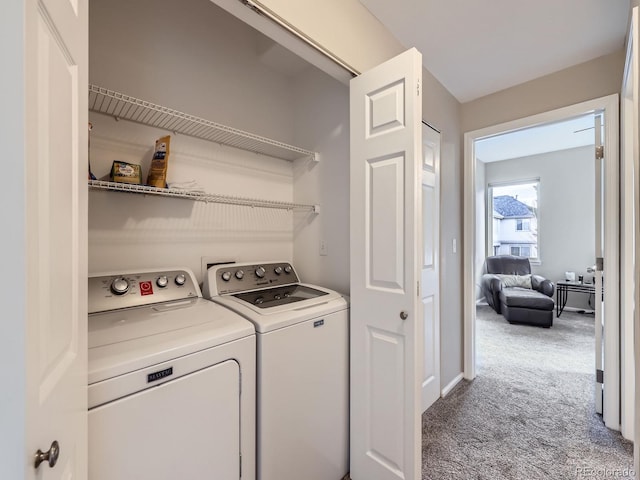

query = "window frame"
[[488, 179, 540, 264], [516, 218, 531, 232]]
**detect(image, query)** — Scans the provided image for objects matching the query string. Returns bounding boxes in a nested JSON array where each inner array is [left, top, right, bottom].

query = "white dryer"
[[203, 262, 349, 480], [88, 268, 255, 480]]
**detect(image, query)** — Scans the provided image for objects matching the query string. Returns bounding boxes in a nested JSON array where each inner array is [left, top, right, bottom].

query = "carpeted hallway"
[[421, 305, 634, 479]]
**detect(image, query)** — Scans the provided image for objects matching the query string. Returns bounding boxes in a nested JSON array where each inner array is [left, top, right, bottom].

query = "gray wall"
[[422, 69, 463, 388], [485, 146, 596, 309], [462, 50, 625, 133], [291, 68, 350, 295]]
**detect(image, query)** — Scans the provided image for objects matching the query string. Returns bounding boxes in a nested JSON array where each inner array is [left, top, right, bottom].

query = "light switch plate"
[[320, 239, 328, 256]]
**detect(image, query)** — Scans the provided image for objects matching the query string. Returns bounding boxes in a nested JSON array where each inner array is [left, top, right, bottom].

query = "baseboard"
[[562, 306, 595, 314], [441, 373, 464, 398]]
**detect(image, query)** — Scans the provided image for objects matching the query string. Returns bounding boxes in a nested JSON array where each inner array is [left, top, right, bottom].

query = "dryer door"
[[89, 359, 240, 479]]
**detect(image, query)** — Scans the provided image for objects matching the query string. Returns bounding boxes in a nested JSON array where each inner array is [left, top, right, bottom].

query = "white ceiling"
[[359, 0, 630, 102], [475, 114, 596, 163]]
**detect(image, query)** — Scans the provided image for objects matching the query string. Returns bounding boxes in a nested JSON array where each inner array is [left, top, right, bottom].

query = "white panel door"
[[350, 48, 423, 480], [24, 0, 88, 478], [594, 107, 621, 431], [594, 114, 604, 416], [421, 123, 440, 413]]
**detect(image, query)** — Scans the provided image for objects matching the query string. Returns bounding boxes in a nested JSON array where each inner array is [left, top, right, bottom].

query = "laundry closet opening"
[[88, 0, 350, 294]]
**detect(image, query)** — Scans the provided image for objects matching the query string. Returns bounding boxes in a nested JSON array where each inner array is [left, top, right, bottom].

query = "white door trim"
[[463, 95, 621, 430], [621, 5, 638, 443]]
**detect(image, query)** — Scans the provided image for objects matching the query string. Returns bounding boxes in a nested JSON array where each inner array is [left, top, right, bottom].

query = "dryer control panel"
[[89, 268, 200, 314], [204, 262, 299, 296]]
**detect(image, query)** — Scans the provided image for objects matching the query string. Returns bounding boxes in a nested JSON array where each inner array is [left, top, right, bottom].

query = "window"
[[510, 245, 531, 257], [489, 180, 539, 261], [516, 219, 530, 231]]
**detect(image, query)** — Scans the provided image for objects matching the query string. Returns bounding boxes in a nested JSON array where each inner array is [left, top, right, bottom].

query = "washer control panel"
[[209, 262, 299, 295], [88, 269, 199, 314]]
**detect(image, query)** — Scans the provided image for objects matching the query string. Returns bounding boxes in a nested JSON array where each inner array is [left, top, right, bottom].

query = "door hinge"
[[596, 369, 604, 384], [241, 0, 260, 14], [417, 281, 420, 297], [595, 145, 604, 160], [417, 80, 420, 97], [596, 257, 604, 271]]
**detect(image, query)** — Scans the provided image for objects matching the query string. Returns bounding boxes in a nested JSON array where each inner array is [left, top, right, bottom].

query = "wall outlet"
[[319, 239, 328, 256], [201, 256, 235, 281]]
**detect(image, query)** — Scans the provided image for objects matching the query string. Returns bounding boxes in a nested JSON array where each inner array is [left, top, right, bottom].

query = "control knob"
[[235, 270, 245, 280], [175, 274, 186, 286], [221, 271, 232, 282], [156, 275, 168, 288], [255, 266, 266, 278], [284, 265, 293, 274], [274, 266, 283, 275], [110, 277, 130, 295]]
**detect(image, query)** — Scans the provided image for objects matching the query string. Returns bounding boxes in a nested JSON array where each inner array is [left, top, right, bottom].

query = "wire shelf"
[[89, 180, 319, 213], [88, 85, 318, 162]]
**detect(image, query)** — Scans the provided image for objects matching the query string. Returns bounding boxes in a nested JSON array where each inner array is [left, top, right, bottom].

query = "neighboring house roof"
[[492, 195, 534, 218]]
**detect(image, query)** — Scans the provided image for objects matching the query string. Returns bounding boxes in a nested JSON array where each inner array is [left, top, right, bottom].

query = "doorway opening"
[[463, 95, 624, 435], [473, 114, 597, 418]]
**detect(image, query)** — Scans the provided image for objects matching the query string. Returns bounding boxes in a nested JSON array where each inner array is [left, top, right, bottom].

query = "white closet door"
[[24, 0, 89, 478], [350, 48, 423, 480], [421, 123, 440, 412]]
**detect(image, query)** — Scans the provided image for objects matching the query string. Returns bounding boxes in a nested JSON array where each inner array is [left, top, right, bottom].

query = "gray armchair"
[[481, 255, 555, 327]]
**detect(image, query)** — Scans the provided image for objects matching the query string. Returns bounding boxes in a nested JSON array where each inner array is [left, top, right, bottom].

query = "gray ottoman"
[[499, 287, 555, 327]]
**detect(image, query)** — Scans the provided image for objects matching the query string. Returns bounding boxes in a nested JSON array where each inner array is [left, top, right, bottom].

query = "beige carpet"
[[421, 305, 634, 479]]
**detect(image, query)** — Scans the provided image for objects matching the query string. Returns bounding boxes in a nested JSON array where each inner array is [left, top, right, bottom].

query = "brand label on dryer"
[[147, 367, 173, 383], [313, 319, 324, 328]]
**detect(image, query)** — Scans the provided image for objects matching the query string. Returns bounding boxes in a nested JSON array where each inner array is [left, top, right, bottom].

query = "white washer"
[[88, 268, 256, 480], [203, 262, 349, 480]]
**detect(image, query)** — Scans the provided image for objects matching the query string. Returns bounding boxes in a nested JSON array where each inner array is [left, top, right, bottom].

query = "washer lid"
[[88, 298, 254, 384], [89, 298, 218, 348], [212, 284, 348, 333], [232, 284, 329, 309]]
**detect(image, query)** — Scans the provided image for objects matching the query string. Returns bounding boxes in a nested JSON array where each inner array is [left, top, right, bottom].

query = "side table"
[[556, 281, 598, 317]]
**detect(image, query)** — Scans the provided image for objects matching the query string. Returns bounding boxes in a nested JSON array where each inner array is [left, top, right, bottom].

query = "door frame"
[[1, 0, 27, 478], [462, 94, 621, 430], [621, 5, 638, 444]]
